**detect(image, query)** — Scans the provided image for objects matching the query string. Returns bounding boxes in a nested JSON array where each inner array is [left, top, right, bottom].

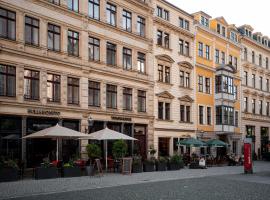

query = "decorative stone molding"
[[178, 95, 194, 103], [156, 91, 175, 99], [155, 54, 175, 63]]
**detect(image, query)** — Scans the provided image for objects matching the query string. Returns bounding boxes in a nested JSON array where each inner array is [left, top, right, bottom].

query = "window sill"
[[156, 44, 172, 51], [179, 121, 193, 124], [157, 81, 173, 86], [179, 85, 193, 90], [24, 98, 40, 102], [24, 43, 41, 49], [156, 119, 174, 122], [67, 103, 80, 107], [47, 101, 61, 105], [178, 52, 192, 58]]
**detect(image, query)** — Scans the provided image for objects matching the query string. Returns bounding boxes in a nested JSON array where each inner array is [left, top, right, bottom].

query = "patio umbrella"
[[178, 138, 206, 147], [23, 124, 88, 160], [79, 127, 137, 171], [2, 134, 20, 157], [206, 139, 228, 147]]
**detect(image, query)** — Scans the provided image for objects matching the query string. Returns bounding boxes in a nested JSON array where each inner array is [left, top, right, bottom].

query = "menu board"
[[122, 157, 132, 175]]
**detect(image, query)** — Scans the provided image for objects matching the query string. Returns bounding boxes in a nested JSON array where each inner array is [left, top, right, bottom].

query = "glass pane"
[[47, 82, 53, 100], [8, 21, 15, 39], [33, 27, 39, 45], [24, 79, 31, 98], [73, 87, 79, 103], [0, 74, 6, 95], [48, 32, 53, 49], [54, 34, 60, 51], [73, 0, 79, 11], [54, 83, 60, 101], [32, 79, 39, 99], [7, 75, 15, 96], [0, 18, 7, 37], [25, 26, 31, 43]]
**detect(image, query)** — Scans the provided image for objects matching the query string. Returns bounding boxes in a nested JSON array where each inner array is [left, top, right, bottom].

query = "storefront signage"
[[27, 109, 60, 116], [111, 116, 132, 122]]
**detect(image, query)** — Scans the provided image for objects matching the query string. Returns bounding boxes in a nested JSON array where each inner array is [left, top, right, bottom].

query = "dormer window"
[[217, 24, 226, 37], [258, 36, 261, 43], [222, 27, 226, 37], [230, 32, 237, 42], [201, 16, 209, 27], [249, 31, 252, 37]]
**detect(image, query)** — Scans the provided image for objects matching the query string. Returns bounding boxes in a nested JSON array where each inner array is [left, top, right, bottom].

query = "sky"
[[166, 0, 270, 36]]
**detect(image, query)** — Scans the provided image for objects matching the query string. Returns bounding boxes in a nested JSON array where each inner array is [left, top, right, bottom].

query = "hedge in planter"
[[62, 162, 81, 177], [156, 157, 167, 171], [168, 154, 184, 171], [0, 159, 19, 182], [86, 143, 101, 176], [35, 167, 58, 180], [143, 159, 155, 172], [132, 156, 143, 173]]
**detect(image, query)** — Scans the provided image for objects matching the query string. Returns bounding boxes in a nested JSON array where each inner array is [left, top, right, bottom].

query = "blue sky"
[[167, 0, 270, 36]]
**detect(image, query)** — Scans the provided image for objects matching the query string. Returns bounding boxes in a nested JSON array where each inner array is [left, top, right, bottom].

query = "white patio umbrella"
[[23, 124, 88, 160], [79, 127, 137, 170]]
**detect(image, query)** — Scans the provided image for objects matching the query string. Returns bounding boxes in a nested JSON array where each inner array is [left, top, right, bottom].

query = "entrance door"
[[158, 137, 170, 157], [134, 125, 147, 159], [261, 127, 269, 159]]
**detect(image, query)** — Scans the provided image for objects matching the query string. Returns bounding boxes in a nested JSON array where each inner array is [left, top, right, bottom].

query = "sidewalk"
[[1, 161, 270, 199]]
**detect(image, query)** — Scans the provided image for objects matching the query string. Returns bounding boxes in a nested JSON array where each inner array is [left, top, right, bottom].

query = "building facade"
[[0, 0, 154, 167], [239, 25, 270, 159], [152, 0, 196, 157], [193, 12, 242, 156]]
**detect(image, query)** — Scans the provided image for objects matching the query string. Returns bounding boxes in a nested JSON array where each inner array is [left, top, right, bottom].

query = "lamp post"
[[85, 115, 94, 134]]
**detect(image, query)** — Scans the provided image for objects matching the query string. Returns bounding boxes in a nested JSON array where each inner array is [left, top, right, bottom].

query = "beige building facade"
[[152, 0, 196, 157], [239, 25, 270, 158], [0, 0, 154, 166]]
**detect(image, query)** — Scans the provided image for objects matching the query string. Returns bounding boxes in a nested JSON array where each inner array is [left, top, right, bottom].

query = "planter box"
[[189, 162, 200, 169], [85, 166, 95, 176], [34, 167, 58, 180], [156, 162, 167, 171], [143, 163, 155, 172], [0, 168, 19, 182], [63, 167, 81, 177], [168, 163, 181, 171], [132, 164, 143, 173]]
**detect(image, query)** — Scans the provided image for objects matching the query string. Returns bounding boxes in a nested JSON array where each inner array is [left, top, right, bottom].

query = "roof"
[[160, 0, 194, 19], [192, 11, 212, 19]]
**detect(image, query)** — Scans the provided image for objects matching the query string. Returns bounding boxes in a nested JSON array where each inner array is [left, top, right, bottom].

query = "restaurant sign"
[[111, 116, 132, 122], [27, 109, 60, 116]]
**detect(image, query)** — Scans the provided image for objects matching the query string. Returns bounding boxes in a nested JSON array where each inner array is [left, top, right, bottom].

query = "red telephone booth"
[[244, 138, 253, 174]]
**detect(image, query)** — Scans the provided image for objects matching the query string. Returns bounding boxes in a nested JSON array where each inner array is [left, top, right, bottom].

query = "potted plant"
[[0, 158, 19, 182], [156, 156, 167, 171], [143, 158, 155, 172], [86, 143, 101, 176], [132, 156, 143, 173], [168, 154, 183, 170], [62, 160, 81, 177], [112, 140, 128, 172], [34, 160, 59, 180]]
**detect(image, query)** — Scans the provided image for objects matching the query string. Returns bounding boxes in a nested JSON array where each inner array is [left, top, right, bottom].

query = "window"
[[0, 64, 16, 97], [180, 105, 185, 122], [0, 7, 16, 40], [185, 42, 190, 56], [137, 52, 145, 73], [244, 48, 248, 61], [24, 69, 39, 100], [252, 99, 255, 114], [198, 42, 203, 57], [158, 102, 163, 119], [216, 106, 234, 125], [106, 84, 117, 109], [179, 39, 184, 55], [123, 47, 132, 70], [185, 72, 190, 88], [198, 76, 203, 92], [234, 86, 237, 100], [244, 71, 248, 86], [252, 51, 255, 64], [47, 74, 60, 102], [252, 74, 255, 88], [164, 10, 169, 21], [234, 57, 238, 69], [199, 106, 204, 124], [266, 57, 269, 69], [259, 100, 263, 115], [25, 16, 39, 46], [217, 24, 221, 34], [157, 6, 162, 18], [67, 77, 79, 104], [88, 37, 100, 61], [235, 111, 238, 127], [266, 102, 270, 116], [186, 106, 191, 122], [48, 0, 60, 4], [158, 65, 163, 82], [106, 3, 116, 26], [260, 76, 263, 90], [215, 49, 220, 64], [165, 66, 170, 83], [122, 10, 131, 32], [205, 78, 210, 94], [201, 16, 209, 27], [266, 79, 269, 92], [221, 52, 225, 64], [259, 54, 262, 66], [88, 81, 100, 107], [88, 0, 100, 20], [244, 97, 248, 112], [205, 45, 210, 60], [157, 30, 163, 46], [123, 88, 132, 111], [48, 23, 60, 51], [67, 0, 79, 12], [67, 30, 79, 56], [229, 55, 233, 65], [215, 75, 234, 94], [179, 18, 189, 30], [106, 42, 116, 65], [222, 26, 226, 37], [230, 32, 237, 42], [207, 107, 211, 125], [180, 71, 184, 87], [165, 103, 170, 120], [216, 106, 222, 125], [138, 90, 146, 112], [137, 16, 145, 37], [164, 33, 170, 48]]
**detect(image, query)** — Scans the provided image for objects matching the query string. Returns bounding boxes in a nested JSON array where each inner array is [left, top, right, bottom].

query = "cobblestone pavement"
[[0, 161, 270, 199]]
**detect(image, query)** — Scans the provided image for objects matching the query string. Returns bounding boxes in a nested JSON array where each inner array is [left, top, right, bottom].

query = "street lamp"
[[85, 115, 94, 134]]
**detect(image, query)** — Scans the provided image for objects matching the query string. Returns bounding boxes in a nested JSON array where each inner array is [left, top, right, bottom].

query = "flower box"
[[0, 168, 19, 182]]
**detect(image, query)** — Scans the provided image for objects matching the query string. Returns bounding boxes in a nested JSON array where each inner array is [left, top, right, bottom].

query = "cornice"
[[240, 35, 270, 54]]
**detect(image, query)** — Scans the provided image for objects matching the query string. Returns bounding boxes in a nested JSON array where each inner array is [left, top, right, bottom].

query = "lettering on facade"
[[27, 109, 60, 116], [111, 116, 132, 122]]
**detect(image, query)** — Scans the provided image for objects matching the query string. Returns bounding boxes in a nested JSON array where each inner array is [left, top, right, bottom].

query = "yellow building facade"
[[193, 12, 242, 155]]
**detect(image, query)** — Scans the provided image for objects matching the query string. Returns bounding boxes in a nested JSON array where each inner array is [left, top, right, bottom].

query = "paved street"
[[1, 161, 270, 200]]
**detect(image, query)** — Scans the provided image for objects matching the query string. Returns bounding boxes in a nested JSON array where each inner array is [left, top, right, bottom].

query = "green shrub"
[[112, 140, 127, 159], [86, 143, 101, 164], [170, 154, 183, 164], [157, 156, 167, 163]]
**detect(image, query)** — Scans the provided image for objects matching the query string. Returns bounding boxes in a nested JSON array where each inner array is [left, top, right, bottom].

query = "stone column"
[[80, 31, 89, 62], [117, 44, 123, 68], [132, 13, 137, 35], [100, 81, 106, 110], [99, 0, 106, 23], [80, 77, 89, 109], [80, 117, 88, 159], [118, 86, 123, 112], [117, 7, 122, 29], [61, 27, 68, 55], [40, 71, 47, 105], [131, 123, 135, 155], [40, 19, 47, 50], [169, 137, 174, 156], [79, 0, 88, 16], [132, 50, 137, 71], [16, 65, 24, 103], [21, 116, 27, 167], [61, 75, 67, 106], [133, 89, 138, 113], [60, 0, 68, 8], [16, 11, 24, 45], [100, 39, 107, 64]]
